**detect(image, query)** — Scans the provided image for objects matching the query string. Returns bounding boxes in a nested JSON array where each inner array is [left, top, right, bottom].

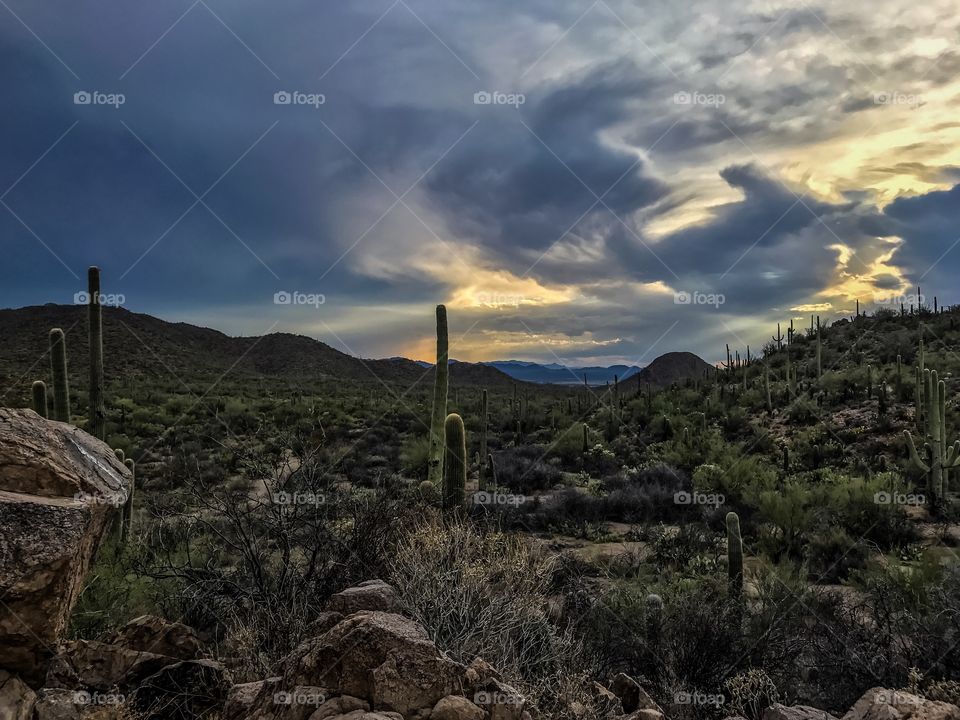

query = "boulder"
[[276, 611, 464, 717], [0, 409, 131, 686], [0, 670, 36, 720], [327, 580, 398, 614], [844, 688, 960, 720], [610, 673, 662, 715], [224, 678, 281, 720], [105, 615, 204, 660], [44, 639, 176, 692], [431, 695, 485, 720], [131, 658, 232, 720], [310, 696, 371, 720], [33, 689, 83, 720], [473, 677, 526, 720], [305, 611, 345, 639], [764, 704, 838, 720]]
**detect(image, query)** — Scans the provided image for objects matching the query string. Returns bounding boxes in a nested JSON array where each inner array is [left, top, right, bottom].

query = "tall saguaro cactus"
[[905, 368, 960, 506], [427, 305, 449, 486], [122, 458, 136, 541], [31, 381, 48, 418], [442, 412, 466, 511], [479, 389, 488, 490], [726, 511, 743, 599], [816, 316, 822, 380], [88, 266, 106, 440], [49, 328, 70, 423]]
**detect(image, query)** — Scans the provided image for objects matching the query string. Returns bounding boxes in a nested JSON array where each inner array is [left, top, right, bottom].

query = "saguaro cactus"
[[49, 328, 70, 423], [816, 316, 822, 380], [726, 511, 743, 599], [122, 458, 136, 541], [442, 412, 466, 511], [479, 389, 488, 490], [427, 305, 449, 486], [31, 381, 48, 418], [645, 593, 664, 648], [905, 368, 960, 505], [88, 267, 106, 440]]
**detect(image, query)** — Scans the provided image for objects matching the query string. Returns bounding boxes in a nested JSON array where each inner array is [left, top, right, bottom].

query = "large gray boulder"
[[0, 408, 131, 687], [843, 688, 960, 720]]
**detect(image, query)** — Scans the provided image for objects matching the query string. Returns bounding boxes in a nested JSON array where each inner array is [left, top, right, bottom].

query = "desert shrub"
[[648, 523, 722, 573], [399, 434, 431, 479], [724, 668, 779, 720], [805, 527, 870, 583], [493, 446, 563, 493], [388, 515, 595, 715]]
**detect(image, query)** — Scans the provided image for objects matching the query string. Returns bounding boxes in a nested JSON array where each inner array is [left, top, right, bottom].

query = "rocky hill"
[[0, 305, 519, 399], [635, 351, 715, 386]]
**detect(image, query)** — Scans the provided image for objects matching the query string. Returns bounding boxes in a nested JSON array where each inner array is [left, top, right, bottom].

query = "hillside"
[[0, 305, 518, 402], [636, 351, 715, 386]]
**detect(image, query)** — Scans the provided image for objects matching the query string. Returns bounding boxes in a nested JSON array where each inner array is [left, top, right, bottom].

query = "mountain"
[[635, 351, 715, 386], [482, 353, 713, 386], [0, 305, 518, 398]]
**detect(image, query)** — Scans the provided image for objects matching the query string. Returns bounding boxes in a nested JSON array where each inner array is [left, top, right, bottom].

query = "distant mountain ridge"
[[481, 353, 713, 386]]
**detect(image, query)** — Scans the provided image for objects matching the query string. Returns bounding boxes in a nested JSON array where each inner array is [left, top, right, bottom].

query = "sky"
[[1, 0, 959, 366]]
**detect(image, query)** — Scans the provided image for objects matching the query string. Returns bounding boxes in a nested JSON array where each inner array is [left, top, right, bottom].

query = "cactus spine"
[[904, 368, 960, 505], [427, 305, 449, 486], [49, 328, 70, 423], [726, 511, 743, 599], [31, 381, 48, 418], [442, 412, 466, 511]]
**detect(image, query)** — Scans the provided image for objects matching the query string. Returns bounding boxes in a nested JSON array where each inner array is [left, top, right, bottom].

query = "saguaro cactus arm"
[[904, 430, 931, 473]]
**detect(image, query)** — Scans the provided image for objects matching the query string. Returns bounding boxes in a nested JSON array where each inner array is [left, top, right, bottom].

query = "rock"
[[327, 580, 398, 615], [310, 695, 371, 720], [105, 615, 204, 660], [45, 639, 176, 692], [279, 611, 464, 716], [623, 711, 665, 720], [0, 670, 36, 720], [590, 681, 623, 717], [463, 657, 499, 694], [610, 673, 662, 714], [843, 687, 960, 720], [431, 695, 485, 720], [33, 689, 83, 720], [473, 678, 526, 720], [131, 658, 231, 720], [224, 677, 281, 720], [305, 612, 345, 639], [0, 409, 131, 686], [764, 704, 839, 720]]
